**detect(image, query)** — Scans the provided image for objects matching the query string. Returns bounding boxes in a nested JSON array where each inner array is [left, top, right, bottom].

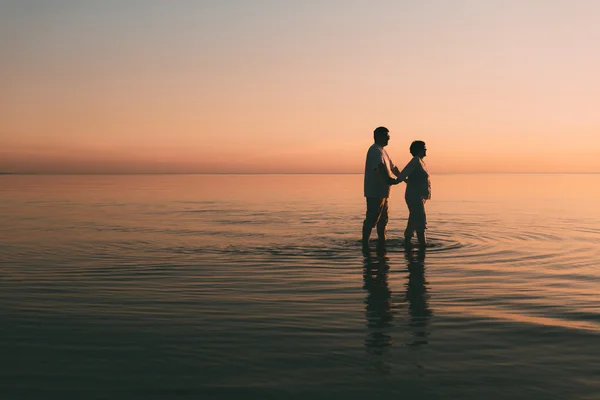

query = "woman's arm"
[[394, 157, 418, 183]]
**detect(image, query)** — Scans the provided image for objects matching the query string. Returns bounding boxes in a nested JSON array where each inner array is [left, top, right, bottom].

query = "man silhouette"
[[362, 126, 401, 249]]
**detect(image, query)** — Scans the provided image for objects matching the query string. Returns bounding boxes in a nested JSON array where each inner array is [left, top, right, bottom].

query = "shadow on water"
[[404, 248, 433, 346], [362, 246, 394, 354], [362, 245, 433, 355]]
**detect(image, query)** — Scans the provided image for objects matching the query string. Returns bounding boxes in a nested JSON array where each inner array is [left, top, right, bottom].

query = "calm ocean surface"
[[1, 174, 599, 399]]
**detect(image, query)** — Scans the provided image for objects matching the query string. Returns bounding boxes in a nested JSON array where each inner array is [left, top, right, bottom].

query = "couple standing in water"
[[362, 126, 431, 251]]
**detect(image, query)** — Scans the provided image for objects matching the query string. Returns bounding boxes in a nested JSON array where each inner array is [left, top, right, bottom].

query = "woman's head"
[[410, 140, 427, 157]]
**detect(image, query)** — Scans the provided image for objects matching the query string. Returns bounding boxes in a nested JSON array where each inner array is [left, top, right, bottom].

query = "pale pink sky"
[[1, 1, 599, 173]]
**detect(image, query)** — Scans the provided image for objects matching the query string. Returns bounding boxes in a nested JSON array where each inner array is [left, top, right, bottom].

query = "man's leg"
[[362, 223, 372, 246], [362, 198, 384, 246], [376, 198, 388, 243]]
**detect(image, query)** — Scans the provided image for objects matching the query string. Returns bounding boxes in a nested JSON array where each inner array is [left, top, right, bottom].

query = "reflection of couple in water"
[[361, 126, 431, 251], [363, 246, 432, 350]]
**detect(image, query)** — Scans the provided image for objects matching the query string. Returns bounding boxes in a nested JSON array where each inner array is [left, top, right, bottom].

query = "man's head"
[[374, 126, 390, 147], [410, 140, 427, 158]]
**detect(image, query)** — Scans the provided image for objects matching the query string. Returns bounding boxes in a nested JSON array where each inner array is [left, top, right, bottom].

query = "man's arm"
[[375, 162, 397, 184]]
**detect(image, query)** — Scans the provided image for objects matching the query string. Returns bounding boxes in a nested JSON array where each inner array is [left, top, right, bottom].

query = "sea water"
[[1, 174, 599, 399]]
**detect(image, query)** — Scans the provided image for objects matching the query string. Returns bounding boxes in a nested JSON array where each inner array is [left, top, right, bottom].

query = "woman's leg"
[[416, 199, 428, 247], [404, 202, 414, 247], [404, 225, 414, 248], [416, 230, 427, 248], [406, 198, 427, 248]]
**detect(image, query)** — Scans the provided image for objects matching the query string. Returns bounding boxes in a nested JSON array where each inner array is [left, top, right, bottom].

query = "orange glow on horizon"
[[1, 2, 600, 174]]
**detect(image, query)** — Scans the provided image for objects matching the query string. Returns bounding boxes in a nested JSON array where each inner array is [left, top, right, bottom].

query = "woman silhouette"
[[394, 141, 431, 248]]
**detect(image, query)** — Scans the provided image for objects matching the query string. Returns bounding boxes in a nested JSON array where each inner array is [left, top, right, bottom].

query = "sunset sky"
[[1, 1, 599, 174]]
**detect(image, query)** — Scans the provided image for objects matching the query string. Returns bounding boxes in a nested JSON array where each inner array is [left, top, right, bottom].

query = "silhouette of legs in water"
[[403, 247, 432, 346], [404, 199, 427, 248], [404, 228, 427, 249], [362, 198, 388, 248], [362, 245, 393, 353]]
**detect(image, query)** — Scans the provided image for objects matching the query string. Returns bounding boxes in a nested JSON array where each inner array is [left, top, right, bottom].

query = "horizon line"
[[2, 171, 600, 176]]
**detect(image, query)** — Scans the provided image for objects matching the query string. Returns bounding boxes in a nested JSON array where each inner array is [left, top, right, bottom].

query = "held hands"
[[389, 177, 406, 185]]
